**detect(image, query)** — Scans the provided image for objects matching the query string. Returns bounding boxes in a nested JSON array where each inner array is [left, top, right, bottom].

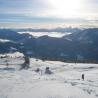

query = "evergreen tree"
[[20, 55, 30, 70]]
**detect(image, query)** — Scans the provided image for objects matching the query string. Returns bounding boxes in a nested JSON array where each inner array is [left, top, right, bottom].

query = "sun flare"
[[49, 0, 81, 18]]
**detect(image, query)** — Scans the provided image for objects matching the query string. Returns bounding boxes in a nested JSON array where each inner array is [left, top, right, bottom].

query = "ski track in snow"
[[0, 57, 98, 98]]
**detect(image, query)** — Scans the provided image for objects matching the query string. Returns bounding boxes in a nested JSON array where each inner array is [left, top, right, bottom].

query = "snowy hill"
[[0, 55, 98, 98]]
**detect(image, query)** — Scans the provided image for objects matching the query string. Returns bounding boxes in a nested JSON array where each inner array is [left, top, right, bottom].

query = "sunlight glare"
[[49, 0, 81, 18]]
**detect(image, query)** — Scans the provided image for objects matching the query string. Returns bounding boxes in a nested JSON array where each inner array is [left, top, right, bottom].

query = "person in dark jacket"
[[45, 67, 53, 74], [82, 74, 84, 80]]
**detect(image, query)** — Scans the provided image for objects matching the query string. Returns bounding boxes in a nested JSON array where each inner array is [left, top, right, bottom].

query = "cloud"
[[0, 0, 98, 27], [0, 0, 51, 16]]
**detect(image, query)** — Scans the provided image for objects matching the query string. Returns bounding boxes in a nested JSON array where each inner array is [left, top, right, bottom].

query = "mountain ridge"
[[0, 28, 98, 63]]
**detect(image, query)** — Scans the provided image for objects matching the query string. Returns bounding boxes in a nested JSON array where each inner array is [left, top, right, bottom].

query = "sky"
[[0, 0, 98, 28]]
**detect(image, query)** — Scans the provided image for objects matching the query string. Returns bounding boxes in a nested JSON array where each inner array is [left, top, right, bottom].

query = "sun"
[[49, 0, 81, 18]]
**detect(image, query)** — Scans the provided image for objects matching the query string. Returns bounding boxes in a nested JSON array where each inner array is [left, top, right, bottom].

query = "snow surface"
[[0, 55, 98, 98]]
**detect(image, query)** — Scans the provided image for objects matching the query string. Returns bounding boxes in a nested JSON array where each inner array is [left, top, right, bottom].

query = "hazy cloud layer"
[[0, 0, 98, 27]]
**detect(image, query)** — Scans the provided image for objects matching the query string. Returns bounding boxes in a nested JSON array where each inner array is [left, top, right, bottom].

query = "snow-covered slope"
[[0, 57, 98, 98]]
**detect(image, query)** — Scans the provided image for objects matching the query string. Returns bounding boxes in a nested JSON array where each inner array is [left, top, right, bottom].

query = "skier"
[[82, 74, 84, 80]]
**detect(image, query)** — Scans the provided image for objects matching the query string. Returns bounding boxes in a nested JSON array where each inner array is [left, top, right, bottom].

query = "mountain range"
[[0, 28, 98, 63]]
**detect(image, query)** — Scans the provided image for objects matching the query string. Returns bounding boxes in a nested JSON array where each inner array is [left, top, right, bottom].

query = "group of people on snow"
[[20, 55, 53, 75], [20, 55, 85, 80]]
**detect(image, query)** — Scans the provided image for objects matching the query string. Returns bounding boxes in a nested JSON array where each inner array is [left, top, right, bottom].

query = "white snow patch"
[[0, 39, 11, 43]]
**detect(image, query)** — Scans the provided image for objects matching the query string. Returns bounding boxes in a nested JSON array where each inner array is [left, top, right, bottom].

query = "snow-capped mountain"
[[0, 28, 98, 62]]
